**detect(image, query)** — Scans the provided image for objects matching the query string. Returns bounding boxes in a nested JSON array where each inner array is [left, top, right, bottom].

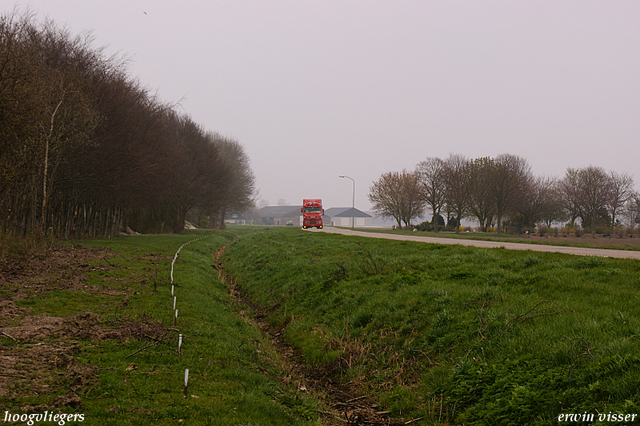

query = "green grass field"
[[2, 226, 640, 425], [221, 227, 640, 425], [1, 229, 323, 426]]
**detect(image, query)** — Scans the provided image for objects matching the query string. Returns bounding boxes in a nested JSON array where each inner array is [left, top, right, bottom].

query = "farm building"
[[324, 207, 372, 227]]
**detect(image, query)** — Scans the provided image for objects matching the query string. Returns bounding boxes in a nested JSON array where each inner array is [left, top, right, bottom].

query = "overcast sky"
[[13, 1, 640, 211]]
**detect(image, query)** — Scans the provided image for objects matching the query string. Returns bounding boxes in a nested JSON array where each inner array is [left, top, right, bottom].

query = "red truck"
[[301, 199, 324, 229]]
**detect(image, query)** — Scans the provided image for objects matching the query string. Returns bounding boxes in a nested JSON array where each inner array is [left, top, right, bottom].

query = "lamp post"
[[339, 175, 355, 229]]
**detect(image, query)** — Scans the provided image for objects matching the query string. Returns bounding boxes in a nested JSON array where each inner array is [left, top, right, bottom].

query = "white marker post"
[[184, 369, 189, 398], [171, 285, 174, 296], [173, 296, 176, 310], [178, 334, 183, 356], [174, 309, 178, 326]]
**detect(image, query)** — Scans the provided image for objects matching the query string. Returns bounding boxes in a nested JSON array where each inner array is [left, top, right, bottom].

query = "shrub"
[[537, 224, 548, 237], [521, 227, 534, 236], [0, 233, 58, 260], [414, 221, 433, 232], [575, 227, 583, 237], [594, 226, 612, 237]]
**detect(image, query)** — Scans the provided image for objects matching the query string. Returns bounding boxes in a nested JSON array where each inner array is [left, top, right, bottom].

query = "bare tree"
[[560, 166, 612, 232], [0, 10, 257, 238], [442, 154, 471, 233], [606, 171, 635, 228], [517, 176, 564, 229], [467, 157, 494, 232], [558, 168, 582, 225], [369, 170, 425, 228], [621, 196, 640, 227], [1, 12, 99, 235], [488, 154, 531, 234], [536, 176, 566, 225], [211, 134, 257, 229], [579, 166, 612, 232], [416, 157, 446, 232]]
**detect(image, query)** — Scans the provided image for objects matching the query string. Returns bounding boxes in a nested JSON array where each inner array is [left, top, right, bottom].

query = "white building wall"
[[330, 217, 349, 226], [329, 216, 373, 227]]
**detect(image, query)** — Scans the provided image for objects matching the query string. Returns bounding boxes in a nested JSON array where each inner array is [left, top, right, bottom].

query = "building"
[[256, 205, 302, 226], [324, 207, 373, 227], [224, 212, 248, 225], [253, 205, 374, 227]]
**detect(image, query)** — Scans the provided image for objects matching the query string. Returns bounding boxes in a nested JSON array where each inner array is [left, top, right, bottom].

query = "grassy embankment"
[[3, 226, 640, 425], [1, 229, 322, 426], [222, 227, 640, 425]]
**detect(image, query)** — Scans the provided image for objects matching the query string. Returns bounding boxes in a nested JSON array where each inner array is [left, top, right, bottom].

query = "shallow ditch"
[[213, 244, 422, 426]]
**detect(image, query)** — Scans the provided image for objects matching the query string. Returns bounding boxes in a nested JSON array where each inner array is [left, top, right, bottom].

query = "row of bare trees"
[[1, 11, 255, 238], [369, 153, 639, 233]]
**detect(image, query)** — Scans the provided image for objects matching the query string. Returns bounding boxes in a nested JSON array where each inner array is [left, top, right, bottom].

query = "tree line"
[[1, 11, 255, 238], [369, 153, 640, 234]]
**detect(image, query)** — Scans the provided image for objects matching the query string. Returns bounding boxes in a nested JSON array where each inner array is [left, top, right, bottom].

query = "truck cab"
[[301, 199, 324, 229]]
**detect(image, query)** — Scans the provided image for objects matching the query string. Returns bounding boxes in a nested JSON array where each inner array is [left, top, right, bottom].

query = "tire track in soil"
[[214, 244, 421, 426]]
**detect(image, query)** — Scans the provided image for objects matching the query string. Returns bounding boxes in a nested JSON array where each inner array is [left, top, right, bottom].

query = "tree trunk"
[[174, 206, 186, 233], [218, 208, 227, 229], [432, 205, 439, 233]]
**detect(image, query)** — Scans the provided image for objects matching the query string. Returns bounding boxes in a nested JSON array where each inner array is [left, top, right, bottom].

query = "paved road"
[[315, 227, 640, 260]]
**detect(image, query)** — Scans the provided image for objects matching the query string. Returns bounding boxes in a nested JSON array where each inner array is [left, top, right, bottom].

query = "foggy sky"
[[13, 1, 640, 212]]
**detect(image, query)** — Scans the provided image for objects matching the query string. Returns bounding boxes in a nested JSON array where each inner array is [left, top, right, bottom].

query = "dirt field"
[[0, 246, 169, 410]]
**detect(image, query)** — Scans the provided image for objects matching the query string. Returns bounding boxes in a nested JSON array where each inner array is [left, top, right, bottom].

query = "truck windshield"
[[303, 207, 322, 213]]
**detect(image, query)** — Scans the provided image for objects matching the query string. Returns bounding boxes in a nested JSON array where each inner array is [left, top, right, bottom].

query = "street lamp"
[[339, 175, 355, 229]]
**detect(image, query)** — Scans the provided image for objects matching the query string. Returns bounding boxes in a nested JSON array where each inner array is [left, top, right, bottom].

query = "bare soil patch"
[[0, 245, 113, 301], [0, 245, 170, 410]]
